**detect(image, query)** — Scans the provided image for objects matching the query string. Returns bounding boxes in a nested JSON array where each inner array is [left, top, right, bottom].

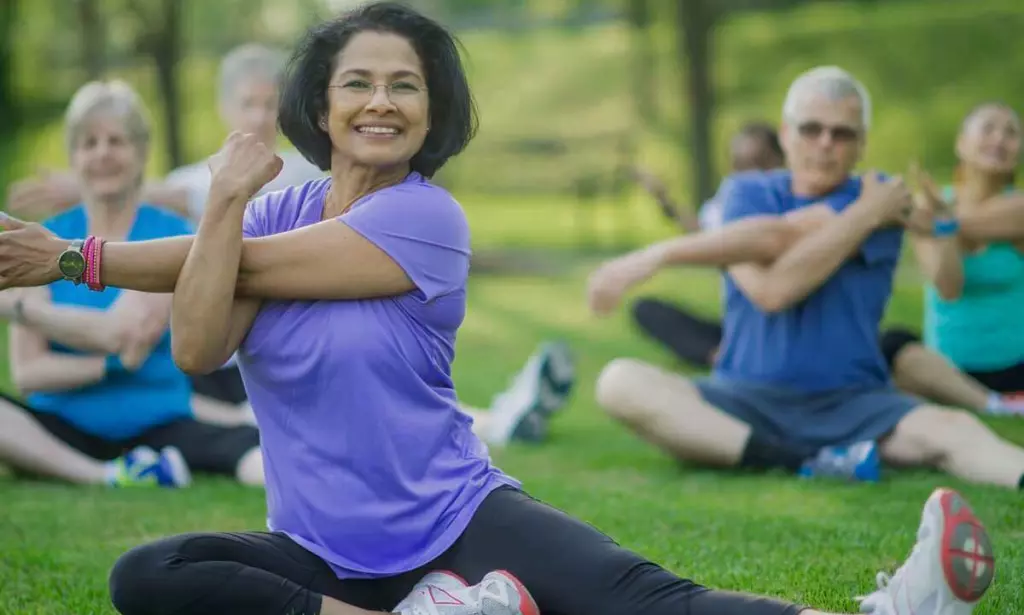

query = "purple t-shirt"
[[238, 172, 519, 579]]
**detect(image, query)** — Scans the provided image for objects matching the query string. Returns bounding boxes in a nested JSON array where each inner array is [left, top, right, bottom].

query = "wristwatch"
[[57, 239, 87, 284]]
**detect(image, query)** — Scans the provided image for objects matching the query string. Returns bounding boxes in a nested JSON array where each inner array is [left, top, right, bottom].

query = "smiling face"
[[69, 113, 145, 203], [322, 30, 430, 172], [956, 104, 1021, 177]]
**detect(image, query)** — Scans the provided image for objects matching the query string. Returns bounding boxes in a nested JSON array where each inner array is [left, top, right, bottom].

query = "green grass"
[[3, 261, 1024, 614]]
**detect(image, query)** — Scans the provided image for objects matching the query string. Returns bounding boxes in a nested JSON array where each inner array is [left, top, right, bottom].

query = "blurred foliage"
[[3, 0, 1024, 247]]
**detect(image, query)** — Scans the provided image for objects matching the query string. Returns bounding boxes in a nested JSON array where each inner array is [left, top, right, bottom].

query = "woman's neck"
[[324, 160, 410, 219], [85, 193, 140, 239], [956, 166, 1010, 207]]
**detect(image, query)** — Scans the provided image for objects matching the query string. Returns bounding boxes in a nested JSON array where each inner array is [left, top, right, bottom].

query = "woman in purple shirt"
[[0, 4, 993, 615]]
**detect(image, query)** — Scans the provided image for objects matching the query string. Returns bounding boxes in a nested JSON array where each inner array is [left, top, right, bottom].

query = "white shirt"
[[165, 149, 325, 223]]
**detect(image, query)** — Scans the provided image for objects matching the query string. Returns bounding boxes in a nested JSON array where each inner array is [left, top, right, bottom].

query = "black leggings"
[[109, 487, 803, 615], [632, 297, 723, 369]]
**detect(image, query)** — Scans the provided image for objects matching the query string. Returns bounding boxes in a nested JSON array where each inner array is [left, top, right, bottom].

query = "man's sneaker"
[[106, 446, 191, 488], [484, 341, 575, 446], [858, 488, 995, 615], [798, 440, 881, 482], [393, 569, 539, 615]]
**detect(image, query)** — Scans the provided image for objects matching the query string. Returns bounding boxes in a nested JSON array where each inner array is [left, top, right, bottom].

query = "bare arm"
[[8, 287, 108, 394], [910, 234, 964, 300], [957, 192, 1024, 243], [728, 198, 883, 313], [13, 291, 171, 356]]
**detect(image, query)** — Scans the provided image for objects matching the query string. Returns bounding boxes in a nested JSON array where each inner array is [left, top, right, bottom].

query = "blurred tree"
[[627, 0, 657, 124], [0, 0, 18, 191], [119, 0, 184, 168], [77, 0, 105, 80]]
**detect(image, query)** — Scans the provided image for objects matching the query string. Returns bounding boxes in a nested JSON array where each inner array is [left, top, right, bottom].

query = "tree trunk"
[[0, 0, 19, 189], [151, 0, 183, 169], [675, 0, 717, 204], [77, 0, 104, 80], [626, 0, 657, 126]]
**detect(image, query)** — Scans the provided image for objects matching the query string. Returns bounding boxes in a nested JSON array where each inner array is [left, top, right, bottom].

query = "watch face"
[[58, 250, 86, 279]]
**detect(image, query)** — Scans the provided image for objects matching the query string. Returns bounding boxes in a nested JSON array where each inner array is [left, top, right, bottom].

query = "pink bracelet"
[[83, 235, 106, 292]]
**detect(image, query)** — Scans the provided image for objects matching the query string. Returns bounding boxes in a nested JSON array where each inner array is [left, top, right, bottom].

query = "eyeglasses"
[[796, 121, 861, 143], [328, 79, 427, 102]]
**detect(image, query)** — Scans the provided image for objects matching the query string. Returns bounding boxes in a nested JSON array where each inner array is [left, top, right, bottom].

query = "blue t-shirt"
[[27, 205, 194, 440], [713, 170, 904, 392]]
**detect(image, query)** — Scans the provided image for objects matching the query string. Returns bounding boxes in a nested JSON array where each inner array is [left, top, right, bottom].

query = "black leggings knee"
[[108, 488, 805, 615], [878, 327, 922, 371]]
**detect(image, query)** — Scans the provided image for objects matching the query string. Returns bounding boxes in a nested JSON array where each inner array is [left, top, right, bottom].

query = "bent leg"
[[881, 405, 1024, 488], [0, 394, 111, 484], [137, 419, 264, 486], [595, 358, 749, 467], [631, 297, 723, 368], [438, 487, 834, 615], [108, 531, 394, 615], [881, 328, 992, 412]]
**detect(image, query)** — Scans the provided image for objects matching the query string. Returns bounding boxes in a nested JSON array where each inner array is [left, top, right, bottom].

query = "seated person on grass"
[[890, 103, 1024, 403], [588, 66, 1024, 490], [630, 124, 1024, 417], [0, 80, 261, 487]]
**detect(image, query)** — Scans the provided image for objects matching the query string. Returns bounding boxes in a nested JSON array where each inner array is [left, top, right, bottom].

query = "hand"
[[208, 132, 284, 202], [859, 171, 912, 228], [587, 250, 661, 317], [6, 170, 80, 219], [0, 214, 68, 290], [903, 162, 953, 235], [113, 294, 169, 370]]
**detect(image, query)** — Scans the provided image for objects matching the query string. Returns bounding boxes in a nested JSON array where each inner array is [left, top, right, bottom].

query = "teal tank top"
[[924, 187, 1024, 372]]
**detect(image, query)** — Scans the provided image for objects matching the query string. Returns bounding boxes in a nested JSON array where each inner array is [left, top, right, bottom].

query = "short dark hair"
[[736, 121, 782, 159], [279, 1, 477, 177]]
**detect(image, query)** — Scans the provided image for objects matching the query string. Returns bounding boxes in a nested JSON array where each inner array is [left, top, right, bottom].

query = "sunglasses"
[[797, 121, 861, 143]]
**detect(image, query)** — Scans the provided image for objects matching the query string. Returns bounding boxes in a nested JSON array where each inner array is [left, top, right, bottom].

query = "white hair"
[[218, 44, 287, 104], [782, 66, 872, 129], [64, 80, 151, 155]]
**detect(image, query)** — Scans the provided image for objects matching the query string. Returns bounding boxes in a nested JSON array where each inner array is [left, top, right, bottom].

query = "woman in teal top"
[[910, 102, 1024, 393], [0, 80, 261, 487]]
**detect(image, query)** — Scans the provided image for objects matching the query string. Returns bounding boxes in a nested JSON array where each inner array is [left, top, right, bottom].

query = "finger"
[[0, 212, 28, 231]]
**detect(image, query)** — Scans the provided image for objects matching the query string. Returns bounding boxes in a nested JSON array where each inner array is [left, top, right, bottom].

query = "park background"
[[1, 1, 1023, 613]]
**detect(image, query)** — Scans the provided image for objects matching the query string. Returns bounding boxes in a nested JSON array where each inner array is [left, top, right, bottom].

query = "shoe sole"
[[161, 446, 192, 488], [934, 488, 995, 603], [489, 570, 540, 615], [536, 343, 575, 417]]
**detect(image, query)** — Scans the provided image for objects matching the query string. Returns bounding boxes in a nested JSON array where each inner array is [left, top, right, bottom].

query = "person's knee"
[[900, 406, 987, 461], [109, 539, 177, 615], [235, 447, 264, 486], [595, 358, 652, 420], [879, 327, 921, 371]]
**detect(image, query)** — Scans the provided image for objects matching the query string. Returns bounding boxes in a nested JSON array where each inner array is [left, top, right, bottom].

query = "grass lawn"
[[2, 259, 1023, 614]]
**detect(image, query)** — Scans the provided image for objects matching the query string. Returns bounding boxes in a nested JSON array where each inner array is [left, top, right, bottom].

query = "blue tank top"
[[924, 187, 1024, 372], [27, 205, 195, 440]]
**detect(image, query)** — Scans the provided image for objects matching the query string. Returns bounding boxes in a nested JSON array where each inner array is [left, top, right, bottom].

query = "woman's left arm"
[[957, 192, 1024, 242]]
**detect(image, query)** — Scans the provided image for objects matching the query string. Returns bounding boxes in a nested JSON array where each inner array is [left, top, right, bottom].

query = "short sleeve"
[[341, 186, 470, 302], [719, 174, 780, 224], [242, 196, 268, 239]]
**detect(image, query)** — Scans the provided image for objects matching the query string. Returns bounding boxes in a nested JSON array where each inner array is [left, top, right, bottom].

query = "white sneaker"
[[392, 570, 538, 615], [857, 488, 995, 615]]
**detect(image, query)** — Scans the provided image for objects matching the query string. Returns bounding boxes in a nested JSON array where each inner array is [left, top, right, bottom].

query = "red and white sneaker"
[[858, 488, 995, 615], [392, 570, 539, 615]]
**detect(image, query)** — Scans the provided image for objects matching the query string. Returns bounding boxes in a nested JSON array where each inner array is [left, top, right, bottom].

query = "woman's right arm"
[[9, 287, 108, 394], [910, 234, 964, 301]]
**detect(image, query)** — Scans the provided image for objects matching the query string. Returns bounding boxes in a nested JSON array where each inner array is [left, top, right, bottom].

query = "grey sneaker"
[[485, 341, 576, 446], [392, 569, 538, 615]]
